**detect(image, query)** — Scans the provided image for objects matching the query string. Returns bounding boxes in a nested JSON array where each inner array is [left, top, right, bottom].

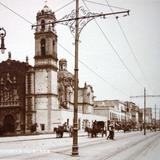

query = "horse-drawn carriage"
[[53, 124, 73, 138], [85, 121, 106, 138]]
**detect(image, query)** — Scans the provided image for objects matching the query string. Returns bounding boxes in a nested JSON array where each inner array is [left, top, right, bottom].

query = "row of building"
[[0, 5, 154, 135]]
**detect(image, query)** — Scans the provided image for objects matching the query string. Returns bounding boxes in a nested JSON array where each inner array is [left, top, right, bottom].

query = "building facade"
[[0, 55, 31, 135], [0, 5, 106, 135], [94, 100, 126, 122]]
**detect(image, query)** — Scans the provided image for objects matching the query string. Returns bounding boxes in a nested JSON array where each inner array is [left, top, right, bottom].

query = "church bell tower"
[[34, 5, 58, 132]]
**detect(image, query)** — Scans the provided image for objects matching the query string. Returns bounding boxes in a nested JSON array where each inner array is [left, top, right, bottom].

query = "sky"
[[0, 0, 160, 113]]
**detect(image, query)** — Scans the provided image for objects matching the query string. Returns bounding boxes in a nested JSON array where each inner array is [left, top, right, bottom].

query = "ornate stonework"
[[0, 58, 31, 135]]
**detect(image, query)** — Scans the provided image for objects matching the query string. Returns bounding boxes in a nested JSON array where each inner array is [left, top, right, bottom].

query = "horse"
[[54, 126, 64, 138], [85, 127, 92, 137], [85, 126, 97, 138]]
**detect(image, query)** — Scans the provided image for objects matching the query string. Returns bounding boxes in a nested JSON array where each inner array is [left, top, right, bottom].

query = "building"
[[139, 108, 152, 125], [57, 58, 106, 130], [94, 100, 126, 123], [0, 55, 31, 135], [0, 5, 106, 135], [124, 101, 139, 124]]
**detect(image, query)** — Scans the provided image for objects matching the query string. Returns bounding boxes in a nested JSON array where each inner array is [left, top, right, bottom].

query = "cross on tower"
[[44, 0, 48, 5]]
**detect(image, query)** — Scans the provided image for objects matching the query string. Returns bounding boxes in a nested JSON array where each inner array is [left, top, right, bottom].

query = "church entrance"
[[3, 114, 15, 134]]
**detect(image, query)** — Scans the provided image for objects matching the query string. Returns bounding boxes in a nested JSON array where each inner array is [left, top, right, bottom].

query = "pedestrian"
[[107, 124, 115, 140], [110, 126, 115, 140]]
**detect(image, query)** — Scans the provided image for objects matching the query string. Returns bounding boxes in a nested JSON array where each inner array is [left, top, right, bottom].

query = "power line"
[[54, 0, 75, 13], [82, 0, 144, 88], [58, 42, 129, 97], [0, 1, 33, 25], [84, 0, 154, 93], [104, 0, 153, 93], [84, 0, 128, 11]]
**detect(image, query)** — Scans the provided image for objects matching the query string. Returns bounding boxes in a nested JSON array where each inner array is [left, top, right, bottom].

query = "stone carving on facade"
[[0, 73, 19, 106]]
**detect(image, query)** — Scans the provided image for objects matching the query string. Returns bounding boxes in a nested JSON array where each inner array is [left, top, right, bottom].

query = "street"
[[0, 131, 159, 160]]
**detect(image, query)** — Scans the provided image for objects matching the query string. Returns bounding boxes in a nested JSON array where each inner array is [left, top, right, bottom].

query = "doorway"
[[3, 114, 15, 133]]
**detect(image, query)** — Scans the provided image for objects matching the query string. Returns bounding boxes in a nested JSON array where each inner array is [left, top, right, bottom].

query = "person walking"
[[107, 123, 115, 140]]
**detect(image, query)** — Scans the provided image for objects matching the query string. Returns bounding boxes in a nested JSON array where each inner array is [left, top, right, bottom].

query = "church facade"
[[0, 5, 106, 135]]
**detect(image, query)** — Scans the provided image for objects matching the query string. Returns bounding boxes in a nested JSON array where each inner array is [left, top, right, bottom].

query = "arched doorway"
[[3, 114, 15, 133]]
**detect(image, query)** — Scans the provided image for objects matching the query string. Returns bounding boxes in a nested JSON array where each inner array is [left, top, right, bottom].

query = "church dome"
[[58, 59, 73, 83], [59, 58, 67, 62]]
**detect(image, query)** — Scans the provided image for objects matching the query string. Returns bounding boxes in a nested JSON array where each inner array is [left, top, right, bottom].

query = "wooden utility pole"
[[144, 88, 146, 135], [159, 108, 160, 131], [130, 91, 160, 135], [155, 104, 156, 132]]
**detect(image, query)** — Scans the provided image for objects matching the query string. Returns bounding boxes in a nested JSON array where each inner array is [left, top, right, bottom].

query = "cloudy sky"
[[0, 0, 160, 112]]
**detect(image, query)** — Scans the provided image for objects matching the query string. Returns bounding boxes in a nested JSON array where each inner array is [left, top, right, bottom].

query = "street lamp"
[[0, 27, 6, 54]]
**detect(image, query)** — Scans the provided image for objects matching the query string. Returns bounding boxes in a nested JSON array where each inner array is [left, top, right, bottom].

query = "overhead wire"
[[0, 0, 130, 97], [0, 1, 33, 25], [85, 0, 128, 11], [104, 0, 153, 93], [58, 43, 129, 97], [82, 0, 144, 88], [54, 0, 75, 13]]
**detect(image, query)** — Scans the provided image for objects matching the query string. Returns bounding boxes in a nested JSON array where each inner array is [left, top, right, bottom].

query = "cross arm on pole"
[[32, 9, 130, 35], [130, 95, 160, 98], [55, 10, 130, 23]]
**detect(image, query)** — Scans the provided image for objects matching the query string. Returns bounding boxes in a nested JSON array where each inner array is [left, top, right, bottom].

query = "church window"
[[53, 40, 57, 58], [41, 20, 45, 31], [41, 39, 46, 56]]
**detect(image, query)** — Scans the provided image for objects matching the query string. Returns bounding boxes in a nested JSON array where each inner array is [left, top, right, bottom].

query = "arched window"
[[41, 39, 46, 56], [53, 40, 57, 58], [41, 20, 45, 31]]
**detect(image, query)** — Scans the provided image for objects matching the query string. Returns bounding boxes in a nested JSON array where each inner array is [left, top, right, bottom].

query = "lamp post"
[[72, 0, 79, 156], [0, 27, 6, 54]]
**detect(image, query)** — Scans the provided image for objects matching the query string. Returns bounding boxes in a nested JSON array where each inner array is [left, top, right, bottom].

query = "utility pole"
[[130, 90, 160, 135], [72, 0, 79, 156], [159, 108, 160, 131], [72, 0, 129, 156], [155, 104, 156, 132], [32, 1, 129, 156], [144, 88, 146, 135]]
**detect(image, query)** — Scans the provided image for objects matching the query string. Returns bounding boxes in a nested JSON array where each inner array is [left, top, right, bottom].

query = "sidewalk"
[[0, 131, 88, 143]]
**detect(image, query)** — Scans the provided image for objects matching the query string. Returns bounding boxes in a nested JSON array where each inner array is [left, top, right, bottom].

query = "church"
[[0, 5, 106, 135]]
